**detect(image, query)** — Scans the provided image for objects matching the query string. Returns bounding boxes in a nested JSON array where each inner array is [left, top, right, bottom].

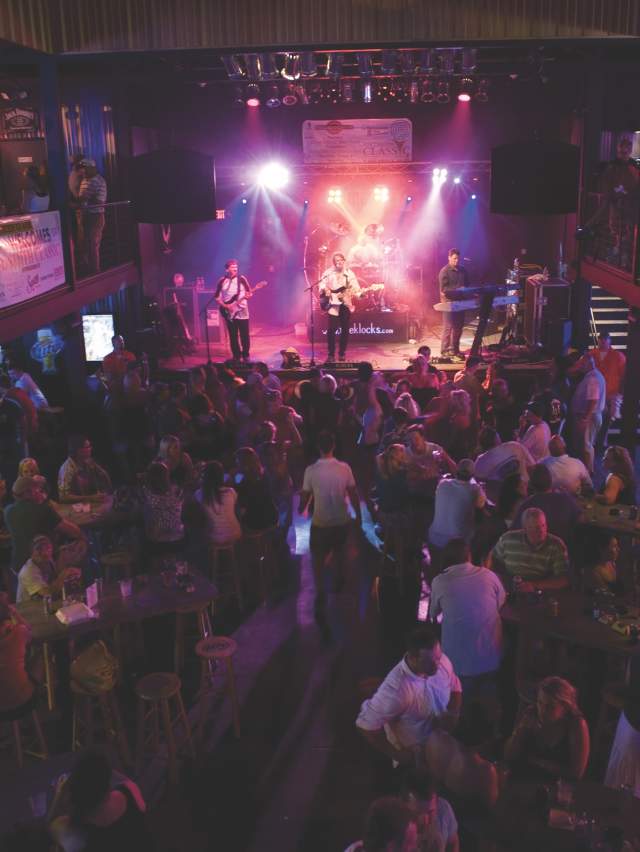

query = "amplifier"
[[524, 277, 571, 346], [309, 310, 409, 343]]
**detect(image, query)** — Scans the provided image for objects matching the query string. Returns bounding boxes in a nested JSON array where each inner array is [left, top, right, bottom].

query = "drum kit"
[[315, 221, 405, 311]]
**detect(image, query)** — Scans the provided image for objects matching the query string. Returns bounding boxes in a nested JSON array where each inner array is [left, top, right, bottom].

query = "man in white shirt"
[[541, 435, 593, 496], [518, 401, 551, 462], [319, 252, 361, 363], [356, 624, 462, 765], [215, 258, 253, 362], [8, 365, 49, 410], [429, 459, 486, 550], [569, 352, 606, 474], [474, 426, 534, 490], [428, 539, 505, 717], [299, 431, 361, 619]]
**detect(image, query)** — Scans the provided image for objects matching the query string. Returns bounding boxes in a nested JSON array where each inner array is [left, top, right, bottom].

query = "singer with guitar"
[[215, 259, 266, 363]]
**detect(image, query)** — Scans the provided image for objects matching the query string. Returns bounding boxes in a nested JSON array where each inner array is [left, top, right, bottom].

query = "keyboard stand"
[[469, 291, 496, 357]]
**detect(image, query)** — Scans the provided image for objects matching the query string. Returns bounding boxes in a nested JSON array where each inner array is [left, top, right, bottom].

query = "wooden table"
[[579, 499, 640, 537], [501, 591, 639, 660], [491, 778, 640, 851], [19, 570, 219, 710]]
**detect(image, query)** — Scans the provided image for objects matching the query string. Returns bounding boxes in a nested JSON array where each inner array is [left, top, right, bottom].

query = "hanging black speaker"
[[490, 141, 580, 215], [129, 148, 216, 223]]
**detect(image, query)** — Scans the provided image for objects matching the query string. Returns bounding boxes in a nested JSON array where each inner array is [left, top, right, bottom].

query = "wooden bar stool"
[[0, 703, 49, 769], [71, 681, 132, 767], [592, 682, 626, 769], [245, 526, 278, 605], [209, 541, 244, 611], [174, 602, 213, 673], [135, 672, 194, 784], [195, 636, 241, 741], [100, 551, 134, 582]]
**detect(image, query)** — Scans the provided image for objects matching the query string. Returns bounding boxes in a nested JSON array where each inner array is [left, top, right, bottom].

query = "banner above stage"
[[302, 119, 412, 164], [0, 211, 66, 310]]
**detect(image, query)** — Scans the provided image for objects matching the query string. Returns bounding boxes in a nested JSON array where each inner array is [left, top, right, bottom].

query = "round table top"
[[501, 590, 640, 658], [51, 496, 131, 529]]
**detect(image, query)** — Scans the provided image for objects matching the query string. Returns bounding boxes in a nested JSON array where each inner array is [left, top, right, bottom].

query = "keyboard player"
[[438, 247, 469, 360]]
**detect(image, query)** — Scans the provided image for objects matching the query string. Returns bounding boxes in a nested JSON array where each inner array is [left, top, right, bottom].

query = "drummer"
[[347, 223, 385, 280]]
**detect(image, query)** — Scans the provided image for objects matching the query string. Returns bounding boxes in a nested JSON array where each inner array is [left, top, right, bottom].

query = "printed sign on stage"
[[302, 119, 412, 164], [0, 211, 65, 308], [310, 311, 409, 343]]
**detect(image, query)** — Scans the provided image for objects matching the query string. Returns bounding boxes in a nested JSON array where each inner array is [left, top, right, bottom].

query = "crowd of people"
[[0, 327, 638, 851]]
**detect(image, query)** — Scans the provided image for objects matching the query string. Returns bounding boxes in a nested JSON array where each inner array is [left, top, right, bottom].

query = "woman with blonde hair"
[[505, 676, 590, 780], [375, 444, 411, 544], [156, 434, 194, 489], [395, 392, 420, 421], [597, 444, 637, 506]]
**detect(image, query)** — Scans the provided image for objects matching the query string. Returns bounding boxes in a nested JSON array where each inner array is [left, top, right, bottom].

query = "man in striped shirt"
[[488, 507, 569, 593], [78, 158, 107, 274]]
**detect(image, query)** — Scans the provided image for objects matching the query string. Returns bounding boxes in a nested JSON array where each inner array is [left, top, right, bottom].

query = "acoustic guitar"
[[219, 280, 268, 321]]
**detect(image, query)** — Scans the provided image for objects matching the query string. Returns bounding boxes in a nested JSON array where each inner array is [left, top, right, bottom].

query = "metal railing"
[[583, 191, 639, 278], [69, 199, 136, 282]]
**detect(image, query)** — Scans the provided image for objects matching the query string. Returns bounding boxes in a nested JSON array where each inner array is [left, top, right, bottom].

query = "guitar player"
[[319, 252, 361, 363], [215, 258, 253, 363]]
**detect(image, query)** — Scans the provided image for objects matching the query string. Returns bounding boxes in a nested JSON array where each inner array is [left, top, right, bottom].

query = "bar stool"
[[71, 681, 131, 767], [209, 541, 244, 611], [245, 526, 278, 604], [195, 636, 241, 741], [100, 551, 134, 583], [174, 602, 212, 673], [0, 702, 49, 769], [135, 672, 194, 784], [592, 682, 626, 768]]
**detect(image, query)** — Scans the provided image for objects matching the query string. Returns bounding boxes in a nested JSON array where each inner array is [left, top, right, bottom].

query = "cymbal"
[[328, 221, 351, 236]]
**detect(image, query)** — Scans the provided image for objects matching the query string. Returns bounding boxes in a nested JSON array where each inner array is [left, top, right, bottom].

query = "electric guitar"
[[319, 283, 384, 313], [218, 280, 268, 321]]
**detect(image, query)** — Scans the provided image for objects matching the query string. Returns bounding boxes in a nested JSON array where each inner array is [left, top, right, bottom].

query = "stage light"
[[453, 177, 461, 185], [327, 188, 342, 204], [245, 53, 263, 81], [420, 79, 435, 103], [282, 84, 298, 106], [439, 49, 455, 75], [303, 199, 309, 206], [260, 53, 280, 81], [458, 77, 474, 102], [401, 50, 416, 75], [409, 81, 419, 103], [258, 162, 290, 190], [281, 53, 301, 81], [475, 79, 489, 102], [357, 52, 373, 77], [245, 83, 261, 106], [265, 85, 282, 108], [232, 85, 245, 107], [363, 80, 373, 103], [326, 52, 344, 79], [406, 195, 413, 203], [341, 79, 354, 103], [417, 48, 437, 74], [329, 85, 340, 104], [394, 83, 407, 103], [461, 48, 477, 73], [433, 167, 441, 178], [221, 55, 244, 80], [309, 85, 322, 105], [373, 185, 389, 202], [380, 50, 397, 75], [300, 52, 318, 78], [471, 194, 477, 199], [436, 81, 450, 104], [440, 168, 448, 182], [241, 198, 248, 204]]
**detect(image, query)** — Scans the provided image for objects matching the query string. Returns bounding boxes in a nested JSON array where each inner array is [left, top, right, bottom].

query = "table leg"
[[43, 642, 55, 711]]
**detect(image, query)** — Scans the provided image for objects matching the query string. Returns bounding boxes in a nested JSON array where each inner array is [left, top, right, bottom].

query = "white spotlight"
[[453, 176, 461, 185], [258, 162, 290, 190]]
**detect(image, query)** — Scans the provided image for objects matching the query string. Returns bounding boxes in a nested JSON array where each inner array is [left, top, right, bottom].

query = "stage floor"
[[158, 316, 500, 373]]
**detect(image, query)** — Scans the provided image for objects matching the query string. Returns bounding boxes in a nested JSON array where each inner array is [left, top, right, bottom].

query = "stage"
[[157, 314, 501, 374]]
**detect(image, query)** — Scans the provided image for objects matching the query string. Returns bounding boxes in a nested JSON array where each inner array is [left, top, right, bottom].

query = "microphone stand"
[[304, 271, 329, 368]]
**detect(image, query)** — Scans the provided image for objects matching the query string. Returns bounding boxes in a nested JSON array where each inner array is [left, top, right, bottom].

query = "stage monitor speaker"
[[130, 148, 216, 223], [543, 319, 573, 356], [490, 142, 579, 214]]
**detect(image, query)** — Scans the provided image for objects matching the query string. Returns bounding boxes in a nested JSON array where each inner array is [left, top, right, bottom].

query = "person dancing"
[[215, 259, 253, 363], [319, 252, 360, 364]]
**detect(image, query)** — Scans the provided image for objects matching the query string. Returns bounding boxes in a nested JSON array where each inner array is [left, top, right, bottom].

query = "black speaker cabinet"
[[543, 319, 573, 356], [130, 148, 216, 223], [491, 142, 580, 214]]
